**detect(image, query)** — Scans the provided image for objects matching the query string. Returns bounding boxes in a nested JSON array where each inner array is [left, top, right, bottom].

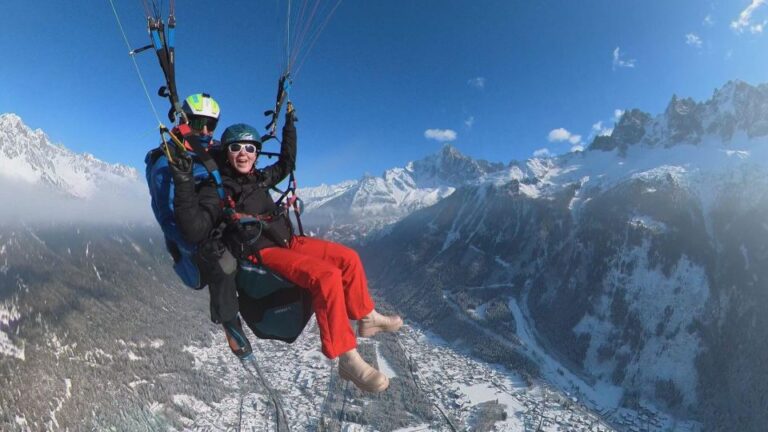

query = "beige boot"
[[357, 309, 403, 337], [338, 349, 389, 393]]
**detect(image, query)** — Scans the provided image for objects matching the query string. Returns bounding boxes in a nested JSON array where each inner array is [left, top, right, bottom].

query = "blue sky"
[[1, 1, 767, 186]]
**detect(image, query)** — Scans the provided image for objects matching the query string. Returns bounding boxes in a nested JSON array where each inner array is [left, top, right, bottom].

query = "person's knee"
[[313, 267, 343, 290], [335, 244, 362, 267]]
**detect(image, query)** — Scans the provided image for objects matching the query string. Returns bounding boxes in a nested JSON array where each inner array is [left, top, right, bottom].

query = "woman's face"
[[227, 143, 258, 174]]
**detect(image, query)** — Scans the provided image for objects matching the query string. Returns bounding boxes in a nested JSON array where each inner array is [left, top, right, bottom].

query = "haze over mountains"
[[2, 79, 768, 431]]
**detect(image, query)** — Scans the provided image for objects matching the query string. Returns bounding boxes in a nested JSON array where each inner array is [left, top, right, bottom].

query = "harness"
[[219, 151, 306, 266]]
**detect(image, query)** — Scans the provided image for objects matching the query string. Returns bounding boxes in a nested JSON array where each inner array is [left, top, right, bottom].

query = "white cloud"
[[570, 144, 585, 153], [589, 109, 624, 139], [731, 0, 767, 33], [424, 128, 457, 142], [685, 33, 703, 47], [467, 77, 486, 89], [464, 116, 475, 128], [612, 47, 637, 69], [548, 128, 581, 145], [592, 121, 604, 132], [533, 148, 552, 158], [592, 120, 613, 137], [548, 128, 570, 142], [703, 14, 715, 26]]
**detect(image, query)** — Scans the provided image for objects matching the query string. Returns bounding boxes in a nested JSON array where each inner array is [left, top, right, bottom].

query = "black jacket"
[[173, 118, 297, 254]]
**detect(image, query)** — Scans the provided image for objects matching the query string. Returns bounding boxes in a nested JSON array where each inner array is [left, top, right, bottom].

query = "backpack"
[[145, 134, 215, 290]]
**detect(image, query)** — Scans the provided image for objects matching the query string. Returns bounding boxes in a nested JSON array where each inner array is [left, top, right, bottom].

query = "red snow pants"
[[259, 236, 375, 359]]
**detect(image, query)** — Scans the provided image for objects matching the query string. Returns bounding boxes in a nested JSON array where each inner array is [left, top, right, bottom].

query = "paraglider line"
[[338, 378, 349, 429], [286, 0, 292, 71], [240, 354, 292, 432], [237, 391, 244, 432], [397, 334, 459, 431], [293, 0, 344, 77], [289, 0, 322, 68], [107, 0, 163, 127]]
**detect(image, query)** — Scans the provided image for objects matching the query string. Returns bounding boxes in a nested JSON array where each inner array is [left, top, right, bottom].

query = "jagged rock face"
[[589, 80, 768, 153], [707, 80, 768, 139], [591, 109, 653, 153], [410, 144, 506, 187], [665, 96, 705, 144], [0, 113, 141, 199]]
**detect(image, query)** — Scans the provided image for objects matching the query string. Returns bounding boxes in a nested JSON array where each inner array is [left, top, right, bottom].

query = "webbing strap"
[[148, 18, 182, 122], [183, 134, 228, 203]]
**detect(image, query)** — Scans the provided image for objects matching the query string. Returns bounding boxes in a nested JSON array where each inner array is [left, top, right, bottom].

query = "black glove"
[[285, 101, 298, 123], [166, 142, 194, 183]]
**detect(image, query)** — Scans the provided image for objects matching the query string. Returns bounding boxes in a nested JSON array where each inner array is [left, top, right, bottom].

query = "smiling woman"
[[221, 123, 262, 175]]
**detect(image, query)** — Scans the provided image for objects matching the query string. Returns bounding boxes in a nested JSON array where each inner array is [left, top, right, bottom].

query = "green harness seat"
[[237, 261, 313, 343]]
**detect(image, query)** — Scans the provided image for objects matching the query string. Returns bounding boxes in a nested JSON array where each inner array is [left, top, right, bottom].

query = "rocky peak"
[[589, 80, 768, 154], [589, 109, 651, 153], [410, 144, 505, 187], [664, 95, 704, 145]]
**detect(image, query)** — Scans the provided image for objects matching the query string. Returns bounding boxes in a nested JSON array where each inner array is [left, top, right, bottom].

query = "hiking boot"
[[223, 317, 253, 360], [338, 349, 389, 393], [357, 309, 403, 338]]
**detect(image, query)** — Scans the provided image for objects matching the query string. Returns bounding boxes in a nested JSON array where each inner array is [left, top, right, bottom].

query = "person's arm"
[[171, 159, 223, 244], [260, 106, 297, 187]]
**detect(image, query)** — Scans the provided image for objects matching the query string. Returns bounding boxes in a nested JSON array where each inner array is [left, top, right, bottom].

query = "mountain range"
[[0, 113, 141, 199], [352, 79, 768, 431], [299, 144, 505, 241], [2, 79, 768, 431]]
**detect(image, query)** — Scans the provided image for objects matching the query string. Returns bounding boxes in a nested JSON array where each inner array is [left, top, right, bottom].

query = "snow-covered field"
[[398, 325, 613, 431], [0, 299, 24, 361]]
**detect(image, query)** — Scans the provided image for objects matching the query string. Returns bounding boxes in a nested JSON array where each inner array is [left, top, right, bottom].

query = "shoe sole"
[[338, 367, 389, 393], [357, 321, 403, 338]]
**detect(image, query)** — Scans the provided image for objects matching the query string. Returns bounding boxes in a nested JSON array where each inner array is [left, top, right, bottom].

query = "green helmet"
[[221, 123, 262, 148], [182, 93, 220, 119]]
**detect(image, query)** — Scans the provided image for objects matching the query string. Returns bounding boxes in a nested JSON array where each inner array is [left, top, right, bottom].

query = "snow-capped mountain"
[[0, 113, 141, 199], [0, 114, 150, 223], [591, 79, 768, 152], [300, 144, 505, 239], [358, 80, 768, 431]]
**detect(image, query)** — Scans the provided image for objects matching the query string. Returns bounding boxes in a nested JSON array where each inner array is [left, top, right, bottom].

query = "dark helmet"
[[221, 123, 262, 149]]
